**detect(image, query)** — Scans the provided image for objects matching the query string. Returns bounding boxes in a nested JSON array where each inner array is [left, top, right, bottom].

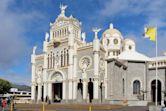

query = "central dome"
[[102, 24, 123, 39]]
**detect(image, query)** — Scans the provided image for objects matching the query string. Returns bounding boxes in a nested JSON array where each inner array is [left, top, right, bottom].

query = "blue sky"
[[0, 0, 166, 85]]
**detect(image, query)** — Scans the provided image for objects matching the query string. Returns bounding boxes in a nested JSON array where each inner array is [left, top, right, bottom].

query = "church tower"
[[40, 4, 83, 102]]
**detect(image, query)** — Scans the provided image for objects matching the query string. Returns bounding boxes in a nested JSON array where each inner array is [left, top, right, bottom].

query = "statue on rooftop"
[[59, 4, 67, 17], [33, 46, 37, 55], [45, 32, 49, 42]]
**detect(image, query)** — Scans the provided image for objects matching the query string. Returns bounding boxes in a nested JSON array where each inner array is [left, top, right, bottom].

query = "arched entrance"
[[151, 80, 161, 104], [53, 83, 62, 102], [51, 72, 63, 102], [88, 78, 93, 103]]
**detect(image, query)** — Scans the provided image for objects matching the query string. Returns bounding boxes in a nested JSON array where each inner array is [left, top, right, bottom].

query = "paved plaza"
[[0, 103, 149, 111]]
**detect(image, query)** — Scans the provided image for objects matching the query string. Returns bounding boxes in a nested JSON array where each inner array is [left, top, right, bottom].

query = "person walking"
[[2, 98, 7, 111]]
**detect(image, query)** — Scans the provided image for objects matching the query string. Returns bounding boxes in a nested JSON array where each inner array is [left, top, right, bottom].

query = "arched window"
[[64, 48, 66, 66], [53, 32, 54, 38], [50, 52, 52, 68], [61, 51, 63, 67], [47, 54, 50, 69], [133, 80, 140, 94], [55, 32, 57, 37], [67, 50, 69, 65], [57, 31, 59, 37], [122, 79, 125, 96], [53, 53, 55, 68], [107, 39, 109, 46]]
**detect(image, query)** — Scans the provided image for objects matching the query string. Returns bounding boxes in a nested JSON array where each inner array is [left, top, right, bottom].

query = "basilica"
[[31, 5, 166, 106]]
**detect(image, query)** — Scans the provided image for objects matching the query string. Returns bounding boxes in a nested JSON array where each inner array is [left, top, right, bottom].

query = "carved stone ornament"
[[51, 72, 63, 82], [99, 58, 105, 70], [35, 66, 43, 82], [79, 56, 92, 72]]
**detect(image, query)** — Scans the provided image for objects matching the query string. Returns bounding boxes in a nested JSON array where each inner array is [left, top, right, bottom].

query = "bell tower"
[[49, 4, 82, 45]]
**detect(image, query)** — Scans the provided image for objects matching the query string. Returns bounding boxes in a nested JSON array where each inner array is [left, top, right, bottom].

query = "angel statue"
[[33, 46, 37, 55], [45, 32, 49, 42]]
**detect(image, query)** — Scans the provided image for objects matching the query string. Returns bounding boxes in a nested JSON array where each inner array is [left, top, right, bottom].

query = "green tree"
[[0, 78, 11, 94]]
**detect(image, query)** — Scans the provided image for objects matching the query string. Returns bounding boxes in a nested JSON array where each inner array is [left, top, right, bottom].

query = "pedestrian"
[[45, 96, 48, 103], [2, 98, 7, 111], [164, 96, 166, 107], [0, 98, 2, 107], [7, 97, 10, 106]]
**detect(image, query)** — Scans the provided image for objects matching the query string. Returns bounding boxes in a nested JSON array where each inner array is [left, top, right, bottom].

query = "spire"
[[92, 27, 101, 39], [59, 4, 67, 17]]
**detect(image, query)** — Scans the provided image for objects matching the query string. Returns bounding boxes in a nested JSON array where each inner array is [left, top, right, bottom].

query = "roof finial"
[[33, 46, 37, 55], [109, 23, 113, 29], [59, 3, 67, 17], [92, 27, 101, 39], [45, 32, 49, 42], [81, 32, 86, 43]]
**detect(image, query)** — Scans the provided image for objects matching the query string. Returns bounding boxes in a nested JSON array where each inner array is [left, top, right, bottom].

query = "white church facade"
[[31, 5, 166, 106]]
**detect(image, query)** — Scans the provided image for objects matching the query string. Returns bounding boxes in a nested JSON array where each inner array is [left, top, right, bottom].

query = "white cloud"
[[124, 30, 166, 57], [0, 0, 48, 84], [0, 0, 46, 68], [98, 0, 166, 56], [99, 0, 166, 27]]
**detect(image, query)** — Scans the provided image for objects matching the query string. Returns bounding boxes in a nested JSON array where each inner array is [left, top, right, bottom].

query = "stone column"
[[31, 50, 36, 102], [37, 84, 42, 103], [43, 52, 48, 100], [73, 50, 77, 99], [48, 82, 52, 102], [93, 78, 99, 100], [83, 79, 87, 100], [92, 28, 101, 101], [68, 25, 74, 100], [63, 80, 66, 100], [44, 83, 48, 101], [104, 60, 108, 99], [31, 83, 36, 102], [73, 80, 77, 100]]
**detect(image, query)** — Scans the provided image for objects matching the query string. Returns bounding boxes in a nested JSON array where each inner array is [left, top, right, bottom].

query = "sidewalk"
[[0, 105, 10, 111]]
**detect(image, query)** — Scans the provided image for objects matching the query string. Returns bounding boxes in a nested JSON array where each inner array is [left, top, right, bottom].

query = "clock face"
[[114, 39, 118, 44]]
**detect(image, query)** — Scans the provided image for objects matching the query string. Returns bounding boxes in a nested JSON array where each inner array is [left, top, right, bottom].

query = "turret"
[[101, 23, 123, 58], [123, 39, 136, 51]]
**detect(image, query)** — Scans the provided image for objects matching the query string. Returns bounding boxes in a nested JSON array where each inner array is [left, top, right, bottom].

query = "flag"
[[144, 27, 157, 41]]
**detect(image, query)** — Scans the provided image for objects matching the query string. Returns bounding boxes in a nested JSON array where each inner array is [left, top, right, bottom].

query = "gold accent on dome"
[[103, 28, 122, 38]]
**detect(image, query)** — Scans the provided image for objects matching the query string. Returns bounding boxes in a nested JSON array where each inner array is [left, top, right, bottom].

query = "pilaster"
[[68, 25, 74, 100], [83, 79, 87, 100], [31, 83, 36, 102], [48, 82, 52, 102], [37, 84, 42, 103]]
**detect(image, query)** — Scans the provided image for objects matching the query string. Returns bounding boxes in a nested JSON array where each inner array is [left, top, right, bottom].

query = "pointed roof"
[[118, 50, 151, 62]]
